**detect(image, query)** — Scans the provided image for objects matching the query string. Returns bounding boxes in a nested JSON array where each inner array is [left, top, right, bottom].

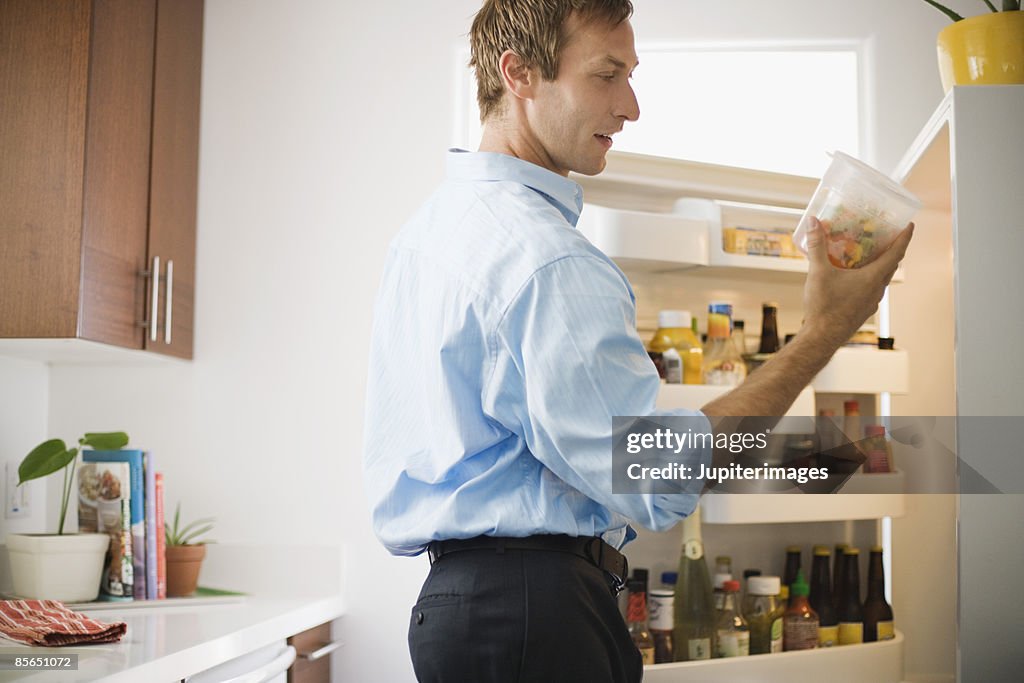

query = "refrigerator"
[[574, 85, 1024, 683]]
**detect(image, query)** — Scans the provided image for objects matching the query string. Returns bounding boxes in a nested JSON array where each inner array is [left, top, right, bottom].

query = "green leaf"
[[81, 432, 129, 450], [921, 0, 966, 20], [179, 523, 216, 545], [19, 440, 76, 484], [1003, 1, 1020, 12], [983, 0, 999, 12]]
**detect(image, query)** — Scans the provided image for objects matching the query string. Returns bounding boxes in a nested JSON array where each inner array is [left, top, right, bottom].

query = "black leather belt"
[[426, 534, 629, 593]]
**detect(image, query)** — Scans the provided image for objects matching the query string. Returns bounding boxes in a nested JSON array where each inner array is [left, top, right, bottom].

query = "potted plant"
[[920, 1, 1024, 92], [164, 503, 215, 597], [7, 432, 128, 601]]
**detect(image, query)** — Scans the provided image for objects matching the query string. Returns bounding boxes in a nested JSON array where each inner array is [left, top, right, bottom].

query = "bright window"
[[455, 46, 861, 178]]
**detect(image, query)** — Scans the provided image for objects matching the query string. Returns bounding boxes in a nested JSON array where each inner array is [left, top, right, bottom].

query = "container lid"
[[877, 337, 895, 350], [660, 571, 678, 585], [826, 151, 922, 211], [813, 545, 830, 556], [649, 588, 675, 598], [786, 545, 801, 553], [742, 569, 762, 579], [748, 575, 781, 596], [723, 580, 741, 593], [843, 547, 861, 555], [791, 569, 810, 597], [762, 301, 779, 309], [658, 310, 692, 329], [871, 545, 883, 553], [865, 424, 886, 437], [844, 400, 860, 411], [733, 320, 745, 330]]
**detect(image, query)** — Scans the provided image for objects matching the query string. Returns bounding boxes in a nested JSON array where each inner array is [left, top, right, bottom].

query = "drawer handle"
[[297, 639, 343, 661]]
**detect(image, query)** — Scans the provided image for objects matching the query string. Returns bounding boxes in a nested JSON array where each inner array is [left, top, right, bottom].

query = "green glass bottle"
[[673, 505, 716, 661]]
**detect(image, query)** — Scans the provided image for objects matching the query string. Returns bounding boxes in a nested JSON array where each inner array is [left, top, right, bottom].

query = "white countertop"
[[0, 593, 345, 682]]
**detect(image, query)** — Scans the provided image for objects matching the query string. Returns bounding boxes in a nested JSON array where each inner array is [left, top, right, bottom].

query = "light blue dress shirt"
[[363, 149, 711, 556]]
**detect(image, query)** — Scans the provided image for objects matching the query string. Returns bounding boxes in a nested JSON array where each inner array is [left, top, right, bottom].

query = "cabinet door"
[[79, 0, 157, 351], [0, 0, 92, 339], [145, 0, 203, 359]]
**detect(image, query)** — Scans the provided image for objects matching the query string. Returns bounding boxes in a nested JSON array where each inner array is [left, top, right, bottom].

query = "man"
[[363, 1, 912, 681]]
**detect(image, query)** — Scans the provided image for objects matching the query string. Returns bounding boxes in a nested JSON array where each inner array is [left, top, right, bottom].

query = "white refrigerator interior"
[[574, 86, 1024, 682]]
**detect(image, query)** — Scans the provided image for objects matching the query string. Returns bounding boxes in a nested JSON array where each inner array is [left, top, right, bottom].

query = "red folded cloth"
[[0, 600, 127, 646]]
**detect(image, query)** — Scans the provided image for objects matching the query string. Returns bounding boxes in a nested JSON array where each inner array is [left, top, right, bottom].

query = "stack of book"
[[77, 451, 166, 601]]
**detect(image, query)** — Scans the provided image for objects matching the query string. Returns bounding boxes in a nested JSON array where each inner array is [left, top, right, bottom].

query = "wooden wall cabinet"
[[0, 0, 203, 359]]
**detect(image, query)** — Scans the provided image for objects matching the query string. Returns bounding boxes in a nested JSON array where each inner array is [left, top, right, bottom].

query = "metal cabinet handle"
[[164, 259, 174, 345], [150, 255, 161, 342], [297, 639, 343, 661]]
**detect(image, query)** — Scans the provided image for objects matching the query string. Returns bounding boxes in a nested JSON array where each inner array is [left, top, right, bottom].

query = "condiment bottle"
[[673, 506, 716, 661], [862, 424, 893, 473], [732, 319, 747, 355], [743, 575, 783, 654], [716, 580, 750, 657], [782, 545, 801, 606], [702, 302, 747, 386], [863, 546, 895, 642], [809, 545, 839, 647], [832, 543, 848, 612], [649, 579, 675, 663], [649, 310, 703, 384], [837, 548, 864, 645], [626, 579, 655, 664], [783, 570, 819, 651], [757, 302, 780, 354], [713, 555, 733, 611]]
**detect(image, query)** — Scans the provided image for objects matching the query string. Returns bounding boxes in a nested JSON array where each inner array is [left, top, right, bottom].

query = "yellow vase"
[[937, 11, 1024, 93]]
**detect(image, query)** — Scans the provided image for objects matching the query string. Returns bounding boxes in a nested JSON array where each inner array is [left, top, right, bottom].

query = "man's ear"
[[497, 49, 536, 101]]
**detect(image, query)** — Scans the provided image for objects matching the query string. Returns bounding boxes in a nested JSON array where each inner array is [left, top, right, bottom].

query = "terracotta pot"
[[165, 544, 206, 597], [937, 11, 1024, 93]]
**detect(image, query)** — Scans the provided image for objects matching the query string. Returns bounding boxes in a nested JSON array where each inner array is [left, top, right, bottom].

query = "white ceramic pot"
[[6, 533, 110, 602]]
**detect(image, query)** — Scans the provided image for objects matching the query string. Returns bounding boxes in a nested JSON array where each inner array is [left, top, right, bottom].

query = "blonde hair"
[[469, 0, 633, 122]]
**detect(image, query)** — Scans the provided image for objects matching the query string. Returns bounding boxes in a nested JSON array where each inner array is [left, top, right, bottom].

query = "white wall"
[[1, 1, 976, 681]]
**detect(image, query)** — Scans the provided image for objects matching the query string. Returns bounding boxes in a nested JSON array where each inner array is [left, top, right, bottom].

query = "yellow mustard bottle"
[[648, 310, 703, 384]]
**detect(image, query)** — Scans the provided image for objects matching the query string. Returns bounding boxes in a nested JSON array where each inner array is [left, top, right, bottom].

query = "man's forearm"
[[701, 322, 844, 418]]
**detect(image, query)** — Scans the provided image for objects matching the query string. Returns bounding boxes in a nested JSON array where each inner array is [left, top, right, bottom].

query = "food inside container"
[[723, 226, 802, 259], [794, 152, 920, 269]]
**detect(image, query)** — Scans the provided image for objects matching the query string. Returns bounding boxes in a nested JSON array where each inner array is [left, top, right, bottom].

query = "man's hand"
[[801, 217, 914, 348]]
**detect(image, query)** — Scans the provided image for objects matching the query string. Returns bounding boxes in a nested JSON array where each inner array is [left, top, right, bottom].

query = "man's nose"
[[618, 82, 640, 122]]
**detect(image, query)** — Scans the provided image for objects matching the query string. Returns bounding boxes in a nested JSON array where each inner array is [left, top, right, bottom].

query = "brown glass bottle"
[[809, 545, 838, 647], [757, 302, 780, 354], [837, 548, 864, 645], [863, 546, 895, 641], [832, 543, 848, 612], [782, 546, 801, 593]]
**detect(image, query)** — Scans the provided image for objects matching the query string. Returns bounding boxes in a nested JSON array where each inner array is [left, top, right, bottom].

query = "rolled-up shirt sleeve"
[[483, 253, 712, 531]]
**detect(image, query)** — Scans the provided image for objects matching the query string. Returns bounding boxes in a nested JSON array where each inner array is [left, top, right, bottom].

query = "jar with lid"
[[742, 575, 784, 654], [649, 310, 703, 384]]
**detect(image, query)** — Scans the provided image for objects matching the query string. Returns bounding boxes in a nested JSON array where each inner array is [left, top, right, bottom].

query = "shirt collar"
[[446, 149, 584, 226]]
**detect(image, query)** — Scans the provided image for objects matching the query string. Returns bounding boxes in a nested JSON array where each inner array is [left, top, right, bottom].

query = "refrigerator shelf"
[[811, 347, 909, 395], [642, 629, 904, 683], [700, 472, 906, 524], [579, 202, 904, 282]]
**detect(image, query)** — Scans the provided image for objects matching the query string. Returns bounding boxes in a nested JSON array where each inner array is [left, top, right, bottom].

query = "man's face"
[[527, 15, 640, 176]]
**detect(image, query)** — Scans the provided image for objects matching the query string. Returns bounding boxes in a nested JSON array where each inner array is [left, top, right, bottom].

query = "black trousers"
[[408, 544, 642, 683]]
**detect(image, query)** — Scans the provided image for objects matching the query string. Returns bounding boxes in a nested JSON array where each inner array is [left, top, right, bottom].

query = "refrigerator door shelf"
[[643, 629, 903, 682]]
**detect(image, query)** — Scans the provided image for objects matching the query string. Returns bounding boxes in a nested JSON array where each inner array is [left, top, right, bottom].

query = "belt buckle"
[[427, 543, 440, 565]]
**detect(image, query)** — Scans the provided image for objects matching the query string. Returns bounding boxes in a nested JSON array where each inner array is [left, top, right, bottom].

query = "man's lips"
[[595, 133, 613, 148]]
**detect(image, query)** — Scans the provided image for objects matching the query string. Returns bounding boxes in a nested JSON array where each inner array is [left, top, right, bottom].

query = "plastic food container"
[[793, 151, 921, 269]]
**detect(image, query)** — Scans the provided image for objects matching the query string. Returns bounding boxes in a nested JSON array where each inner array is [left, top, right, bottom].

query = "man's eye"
[[599, 73, 616, 81]]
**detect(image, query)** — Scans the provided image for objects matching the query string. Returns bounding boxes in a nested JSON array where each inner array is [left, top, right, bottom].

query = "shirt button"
[[416, 611, 424, 625]]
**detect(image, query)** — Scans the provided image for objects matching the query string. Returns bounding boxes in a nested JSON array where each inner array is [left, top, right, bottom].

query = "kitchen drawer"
[[288, 621, 341, 683]]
